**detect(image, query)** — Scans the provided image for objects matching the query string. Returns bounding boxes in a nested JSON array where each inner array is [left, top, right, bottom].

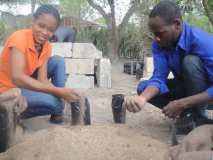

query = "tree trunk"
[[108, 0, 119, 61], [202, 0, 213, 26], [31, 0, 37, 15], [86, 0, 138, 61]]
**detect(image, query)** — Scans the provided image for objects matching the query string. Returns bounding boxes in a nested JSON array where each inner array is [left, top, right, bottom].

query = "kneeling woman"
[[0, 5, 81, 123]]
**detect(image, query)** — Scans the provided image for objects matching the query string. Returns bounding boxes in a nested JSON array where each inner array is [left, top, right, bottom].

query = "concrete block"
[[145, 57, 154, 73], [66, 75, 94, 89], [96, 58, 111, 88], [0, 46, 3, 53], [51, 42, 73, 57], [65, 58, 94, 74], [72, 43, 102, 59]]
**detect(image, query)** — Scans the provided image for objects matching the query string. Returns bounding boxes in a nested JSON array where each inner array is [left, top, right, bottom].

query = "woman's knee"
[[49, 55, 65, 67], [23, 90, 63, 110], [37, 95, 64, 115], [42, 95, 63, 109]]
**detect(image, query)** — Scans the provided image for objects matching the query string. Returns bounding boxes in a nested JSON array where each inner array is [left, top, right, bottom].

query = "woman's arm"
[[11, 47, 60, 94], [10, 47, 81, 102], [36, 59, 53, 85]]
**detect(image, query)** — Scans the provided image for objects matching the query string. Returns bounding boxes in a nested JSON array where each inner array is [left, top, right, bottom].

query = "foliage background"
[[0, 0, 212, 59]]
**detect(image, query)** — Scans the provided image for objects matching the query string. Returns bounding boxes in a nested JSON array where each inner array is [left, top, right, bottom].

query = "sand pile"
[[0, 125, 168, 160]]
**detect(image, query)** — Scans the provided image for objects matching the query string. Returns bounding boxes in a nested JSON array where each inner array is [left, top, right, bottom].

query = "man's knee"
[[182, 55, 203, 74]]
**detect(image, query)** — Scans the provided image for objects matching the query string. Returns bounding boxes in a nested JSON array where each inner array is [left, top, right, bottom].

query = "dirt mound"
[[0, 125, 168, 160]]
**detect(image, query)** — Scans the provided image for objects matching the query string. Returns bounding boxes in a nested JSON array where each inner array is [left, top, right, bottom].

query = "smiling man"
[[124, 0, 213, 135]]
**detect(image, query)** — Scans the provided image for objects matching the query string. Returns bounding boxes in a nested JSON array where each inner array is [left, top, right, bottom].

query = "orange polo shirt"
[[0, 29, 52, 93]]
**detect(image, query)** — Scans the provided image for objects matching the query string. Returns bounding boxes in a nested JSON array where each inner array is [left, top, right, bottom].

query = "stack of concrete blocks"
[[51, 42, 111, 89], [95, 58, 111, 88]]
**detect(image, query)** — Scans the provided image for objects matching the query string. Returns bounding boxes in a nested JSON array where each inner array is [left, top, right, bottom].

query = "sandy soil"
[[0, 59, 173, 160]]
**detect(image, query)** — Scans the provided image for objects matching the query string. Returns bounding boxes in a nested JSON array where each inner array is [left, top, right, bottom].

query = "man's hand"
[[162, 100, 186, 118], [124, 95, 146, 113]]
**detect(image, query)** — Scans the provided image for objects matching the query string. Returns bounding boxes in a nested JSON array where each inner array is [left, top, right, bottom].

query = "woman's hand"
[[59, 88, 84, 102]]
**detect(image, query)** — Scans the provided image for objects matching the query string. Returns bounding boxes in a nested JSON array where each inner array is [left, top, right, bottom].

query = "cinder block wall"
[[52, 43, 111, 89]]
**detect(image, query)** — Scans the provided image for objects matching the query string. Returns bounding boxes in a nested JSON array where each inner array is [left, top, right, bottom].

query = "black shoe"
[[50, 115, 64, 124], [171, 114, 196, 145], [19, 108, 34, 119]]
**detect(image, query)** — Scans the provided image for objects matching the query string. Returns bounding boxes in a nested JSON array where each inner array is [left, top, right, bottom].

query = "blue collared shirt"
[[138, 22, 213, 97]]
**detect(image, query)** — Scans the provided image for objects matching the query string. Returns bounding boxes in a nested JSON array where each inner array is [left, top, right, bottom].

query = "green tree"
[[59, 0, 88, 17]]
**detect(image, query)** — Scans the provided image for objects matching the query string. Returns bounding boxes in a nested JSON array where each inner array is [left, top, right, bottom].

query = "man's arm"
[[125, 42, 170, 113], [137, 42, 170, 95], [140, 85, 160, 101], [180, 92, 212, 109], [163, 92, 212, 119], [125, 86, 160, 113]]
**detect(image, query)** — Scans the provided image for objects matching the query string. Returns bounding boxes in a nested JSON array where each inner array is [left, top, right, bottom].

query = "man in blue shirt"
[[124, 0, 213, 128]]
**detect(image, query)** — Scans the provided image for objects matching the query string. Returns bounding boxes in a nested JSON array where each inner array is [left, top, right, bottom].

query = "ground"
[[0, 59, 173, 160]]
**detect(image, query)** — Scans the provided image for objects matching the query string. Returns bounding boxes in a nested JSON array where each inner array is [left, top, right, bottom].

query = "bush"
[[119, 25, 144, 59], [76, 25, 145, 59], [184, 14, 213, 33]]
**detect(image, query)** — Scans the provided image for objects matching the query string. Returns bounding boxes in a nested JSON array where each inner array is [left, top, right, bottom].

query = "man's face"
[[32, 14, 58, 45], [149, 16, 181, 49]]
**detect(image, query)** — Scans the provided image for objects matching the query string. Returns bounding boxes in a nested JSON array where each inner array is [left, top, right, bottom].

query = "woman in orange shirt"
[[0, 5, 81, 123]]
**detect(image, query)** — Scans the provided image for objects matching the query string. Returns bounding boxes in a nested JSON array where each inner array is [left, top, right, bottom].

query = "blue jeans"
[[21, 56, 65, 117]]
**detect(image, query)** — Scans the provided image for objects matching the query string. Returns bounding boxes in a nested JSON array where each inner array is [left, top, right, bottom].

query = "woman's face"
[[32, 14, 58, 45]]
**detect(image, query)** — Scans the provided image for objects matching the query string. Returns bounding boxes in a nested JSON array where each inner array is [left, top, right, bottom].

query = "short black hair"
[[34, 4, 60, 27], [149, 0, 182, 25]]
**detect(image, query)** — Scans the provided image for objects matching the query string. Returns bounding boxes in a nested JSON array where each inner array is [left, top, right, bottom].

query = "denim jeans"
[[139, 55, 211, 119], [21, 55, 65, 117]]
